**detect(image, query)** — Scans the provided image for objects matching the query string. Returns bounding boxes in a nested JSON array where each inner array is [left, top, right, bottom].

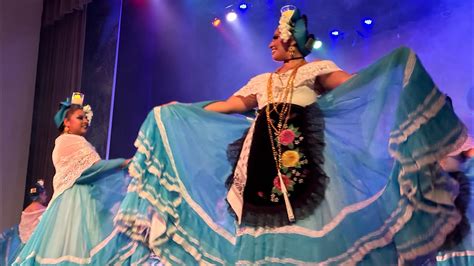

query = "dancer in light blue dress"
[[115, 6, 471, 265], [13, 94, 149, 265], [0, 180, 47, 266]]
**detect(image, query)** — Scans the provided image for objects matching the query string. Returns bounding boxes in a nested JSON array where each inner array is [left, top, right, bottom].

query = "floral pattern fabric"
[[270, 125, 309, 202]]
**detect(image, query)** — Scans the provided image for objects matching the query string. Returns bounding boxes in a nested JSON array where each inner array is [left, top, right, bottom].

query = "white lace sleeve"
[[299, 60, 342, 77], [233, 75, 266, 98], [51, 134, 101, 201]]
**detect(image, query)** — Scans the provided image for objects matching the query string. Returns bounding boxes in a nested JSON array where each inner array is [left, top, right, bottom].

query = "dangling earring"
[[65, 126, 70, 134], [289, 46, 296, 58]]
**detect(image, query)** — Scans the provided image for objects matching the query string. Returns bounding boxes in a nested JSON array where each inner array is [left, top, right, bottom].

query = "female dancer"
[[0, 180, 48, 266], [14, 93, 149, 265], [116, 6, 470, 265]]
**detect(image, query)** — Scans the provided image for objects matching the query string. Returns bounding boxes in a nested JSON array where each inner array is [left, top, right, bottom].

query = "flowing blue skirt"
[[13, 159, 150, 265], [115, 47, 471, 265], [436, 158, 474, 266], [0, 226, 22, 266]]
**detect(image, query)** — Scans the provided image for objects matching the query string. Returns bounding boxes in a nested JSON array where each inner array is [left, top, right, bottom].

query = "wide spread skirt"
[[115, 47, 470, 265], [13, 159, 150, 265]]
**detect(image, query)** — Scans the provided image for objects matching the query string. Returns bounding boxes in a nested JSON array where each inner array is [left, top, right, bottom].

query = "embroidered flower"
[[272, 174, 294, 193], [279, 125, 301, 149], [279, 129, 296, 146], [270, 194, 276, 202], [281, 150, 300, 167], [37, 179, 44, 187], [82, 105, 93, 125]]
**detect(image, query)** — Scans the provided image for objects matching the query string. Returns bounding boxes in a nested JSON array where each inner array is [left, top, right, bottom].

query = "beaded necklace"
[[265, 61, 305, 222]]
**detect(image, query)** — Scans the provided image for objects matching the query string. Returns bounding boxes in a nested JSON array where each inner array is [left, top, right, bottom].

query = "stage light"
[[239, 3, 248, 10], [363, 18, 373, 25], [226, 11, 238, 22], [212, 18, 221, 27], [330, 30, 341, 37], [313, 40, 323, 49]]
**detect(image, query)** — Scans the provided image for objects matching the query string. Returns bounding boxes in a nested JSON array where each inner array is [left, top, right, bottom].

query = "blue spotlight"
[[330, 30, 341, 37], [226, 11, 238, 22], [239, 3, 248, 11], [313, 40, 323, 50], [360, 17, 374, 27], [363, 18, 374, 26]]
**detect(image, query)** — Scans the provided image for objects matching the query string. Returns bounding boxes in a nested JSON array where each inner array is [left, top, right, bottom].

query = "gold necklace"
[[264, 61, 305, 222], [266, 61, 305, 169], [271, 61, 305, 114], [271, 74, 287, 115]]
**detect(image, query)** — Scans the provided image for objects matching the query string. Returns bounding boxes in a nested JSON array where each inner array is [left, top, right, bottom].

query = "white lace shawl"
[[51, 134, 101, 202], [18, 207, 45, 243]]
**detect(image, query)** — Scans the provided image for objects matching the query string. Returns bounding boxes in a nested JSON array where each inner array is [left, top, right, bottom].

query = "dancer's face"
[[63, 109, 89, 136], [268, 29, 292, 61]]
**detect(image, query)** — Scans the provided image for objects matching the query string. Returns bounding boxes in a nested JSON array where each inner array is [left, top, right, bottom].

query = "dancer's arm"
[[317, 70, 353, 91], [76, 158, 127, 184], [464, 148, 474, 158], [204, 95, 257, 114]]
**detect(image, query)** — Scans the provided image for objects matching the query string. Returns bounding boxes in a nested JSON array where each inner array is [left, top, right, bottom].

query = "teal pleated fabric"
[[13, 159, 150, 265], [115, 47, 469, 265], [0, 226, 22, 266], [436, 157, 474, 266]]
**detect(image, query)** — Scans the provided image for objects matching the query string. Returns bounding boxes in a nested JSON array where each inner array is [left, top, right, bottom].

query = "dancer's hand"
[[122, 158, 132, 168], [162, 101, 178, 106], [463, 148, 474, 158]]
